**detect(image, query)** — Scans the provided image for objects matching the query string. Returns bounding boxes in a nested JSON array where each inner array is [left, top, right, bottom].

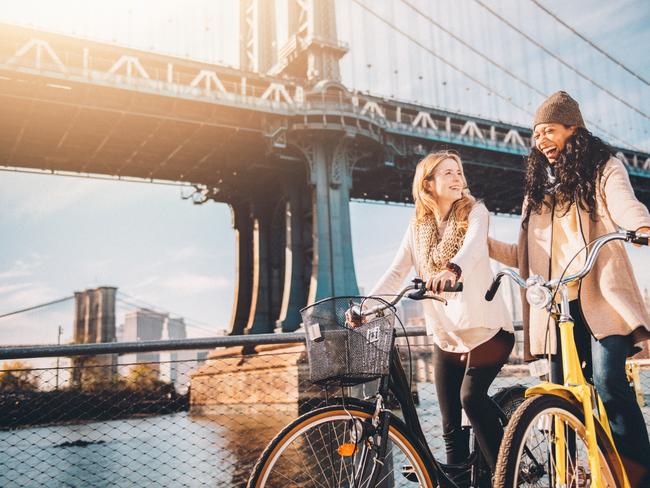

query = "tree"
[[0, 361, 39, 392], [127, 363, 167, 391]]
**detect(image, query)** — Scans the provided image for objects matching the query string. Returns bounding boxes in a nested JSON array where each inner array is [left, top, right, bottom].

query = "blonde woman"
[[366, 151, 513, 473]]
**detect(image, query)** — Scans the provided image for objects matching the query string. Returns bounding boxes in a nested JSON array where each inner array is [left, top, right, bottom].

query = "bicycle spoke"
[[498, 401, 617, 488], [337, 420, 351, 484], [305, 425, 335, 488], [318, 421, 338, 488], [249, 408, 433, 487]]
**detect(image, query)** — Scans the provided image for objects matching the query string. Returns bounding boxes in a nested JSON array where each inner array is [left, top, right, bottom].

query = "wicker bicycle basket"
[[300, 297, 396, 386]]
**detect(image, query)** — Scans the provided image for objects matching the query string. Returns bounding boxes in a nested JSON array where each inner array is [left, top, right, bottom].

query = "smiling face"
[[533, 123, 576, 164], [425, 158, 464, 206]]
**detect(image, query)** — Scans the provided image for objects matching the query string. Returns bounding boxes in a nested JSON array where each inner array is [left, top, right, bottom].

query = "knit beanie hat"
[[533, 91, 586, 129]]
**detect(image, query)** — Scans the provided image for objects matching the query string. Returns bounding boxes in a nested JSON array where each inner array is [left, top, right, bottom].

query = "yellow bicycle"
[[486, 230, 649, 488]]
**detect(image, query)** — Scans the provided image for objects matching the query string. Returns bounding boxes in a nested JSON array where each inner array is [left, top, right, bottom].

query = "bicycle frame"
[[364, 345, 460, 488], [487, 230, 650, 488], [524, 284, 630, 488], [353, 279, 516, 488]]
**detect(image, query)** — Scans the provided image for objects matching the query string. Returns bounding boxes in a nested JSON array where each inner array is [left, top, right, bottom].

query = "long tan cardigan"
[[489, 157, 650, 361]]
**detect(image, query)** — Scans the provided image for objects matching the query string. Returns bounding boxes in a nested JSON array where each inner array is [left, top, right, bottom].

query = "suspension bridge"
[[0, 0, 648, 339]]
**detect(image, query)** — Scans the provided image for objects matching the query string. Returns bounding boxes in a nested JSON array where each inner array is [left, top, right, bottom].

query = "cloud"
[[151, 244, 222, 267], [0, 172, 153, 222], [0, 284, 65, 314], [173, 245, 213, 261], [0, 256, 46, 282], [120, 273, 232, 305], [0, 282, 34, 296], [159, 274, 231, 294], [0, 308, 73, 346], [0, 177, 97, 220], [126, 275, 161, 292]]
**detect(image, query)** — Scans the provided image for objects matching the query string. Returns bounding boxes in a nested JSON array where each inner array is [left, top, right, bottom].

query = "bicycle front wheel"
[[493, 394, 626, 487], [247, 403, 435, 488]]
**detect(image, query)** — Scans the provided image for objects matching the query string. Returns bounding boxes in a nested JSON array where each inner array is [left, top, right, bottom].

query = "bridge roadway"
[[1, 23, 649, 335]]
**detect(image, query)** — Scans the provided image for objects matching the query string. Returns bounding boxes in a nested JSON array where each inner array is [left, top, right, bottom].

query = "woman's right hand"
[[345, 307, 365, 328], [426, 269, 457, 294]]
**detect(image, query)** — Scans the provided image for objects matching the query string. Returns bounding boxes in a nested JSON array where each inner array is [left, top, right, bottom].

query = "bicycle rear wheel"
[[493, 394, 625, 487], [247, 403, 435, 488]]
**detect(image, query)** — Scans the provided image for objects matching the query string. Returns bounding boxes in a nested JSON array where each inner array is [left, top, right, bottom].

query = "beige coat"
[[489, 157, 650, 361]]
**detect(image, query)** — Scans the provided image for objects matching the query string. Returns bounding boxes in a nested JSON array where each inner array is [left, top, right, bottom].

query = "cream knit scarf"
[[415, 211, 467, 279]]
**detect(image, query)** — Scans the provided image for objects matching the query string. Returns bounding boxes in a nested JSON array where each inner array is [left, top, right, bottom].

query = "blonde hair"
[[412, 151, 475, 226]]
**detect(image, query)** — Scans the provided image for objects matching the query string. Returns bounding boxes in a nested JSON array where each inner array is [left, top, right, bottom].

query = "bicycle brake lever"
[[406, 288, 448, 305], [407, 288, 427, 300]]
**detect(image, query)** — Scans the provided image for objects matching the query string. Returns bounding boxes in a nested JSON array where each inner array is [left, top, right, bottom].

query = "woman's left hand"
[[426, 270, 457, 294], [634, 226, 650, 247]]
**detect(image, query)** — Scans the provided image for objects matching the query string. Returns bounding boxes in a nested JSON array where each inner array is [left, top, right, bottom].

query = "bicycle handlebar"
[[485, 230, 649, 305], [354, 278, 463, 318]]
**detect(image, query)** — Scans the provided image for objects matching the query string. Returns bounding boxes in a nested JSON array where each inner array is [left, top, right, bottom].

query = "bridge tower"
[[230, 0, 358, 337], [70, 287, 118, 388]]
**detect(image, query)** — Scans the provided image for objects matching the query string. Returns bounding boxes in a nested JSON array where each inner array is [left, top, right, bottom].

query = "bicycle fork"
[[548, 319, 628, 488]]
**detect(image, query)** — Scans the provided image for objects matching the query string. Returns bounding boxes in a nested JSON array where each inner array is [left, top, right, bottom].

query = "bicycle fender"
[[524, 382, 578, 404]]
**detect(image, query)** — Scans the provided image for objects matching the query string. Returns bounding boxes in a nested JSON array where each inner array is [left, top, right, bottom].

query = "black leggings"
[[433, 329, 514, 471]]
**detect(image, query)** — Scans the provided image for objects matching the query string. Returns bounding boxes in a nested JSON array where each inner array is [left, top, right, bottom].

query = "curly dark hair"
[[523, 127, 612, 227]]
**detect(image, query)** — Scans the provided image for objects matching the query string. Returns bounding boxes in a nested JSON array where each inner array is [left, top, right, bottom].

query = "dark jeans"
[[433, 329, 514, 471], [550, 299, 650, 487]]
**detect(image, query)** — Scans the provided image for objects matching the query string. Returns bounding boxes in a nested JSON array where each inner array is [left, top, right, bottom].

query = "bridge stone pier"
[[229, 0, 361, 335], [228, 122, 371, 335]]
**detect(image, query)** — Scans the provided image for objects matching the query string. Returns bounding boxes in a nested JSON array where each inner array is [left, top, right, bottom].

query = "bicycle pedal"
[[400, 464, 419, 482]]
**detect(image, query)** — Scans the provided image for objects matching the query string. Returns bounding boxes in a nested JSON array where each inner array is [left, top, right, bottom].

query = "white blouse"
[[369, 203, 513, 353]]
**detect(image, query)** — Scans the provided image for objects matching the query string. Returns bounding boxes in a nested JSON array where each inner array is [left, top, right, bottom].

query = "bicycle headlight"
[[526, 284, 552, 309]]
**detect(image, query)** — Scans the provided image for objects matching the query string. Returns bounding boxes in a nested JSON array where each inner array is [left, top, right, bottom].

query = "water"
[[0, 409, 291, 488], [2, 372, 650, 487]]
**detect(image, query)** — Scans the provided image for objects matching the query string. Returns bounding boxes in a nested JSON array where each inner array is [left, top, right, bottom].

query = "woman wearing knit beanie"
[[351, 151, 514, 479], [490, 90, 650, 487]]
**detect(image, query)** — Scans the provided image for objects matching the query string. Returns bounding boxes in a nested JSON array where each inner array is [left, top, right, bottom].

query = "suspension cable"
[[473, 0, 650, 121], [352, 0, 643, 151], [0, 296, 74, 320], [350, 0, 535, 119], [528, 0, 649, 87], [398, 0, 546, 98]]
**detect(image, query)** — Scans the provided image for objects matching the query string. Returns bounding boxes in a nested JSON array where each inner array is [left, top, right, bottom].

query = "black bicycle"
[[247, 278, 525, 488]]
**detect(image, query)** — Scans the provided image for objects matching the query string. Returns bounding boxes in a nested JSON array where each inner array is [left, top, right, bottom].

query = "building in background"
[[122, 309, 167, 363], [119, 309, 209, 392]]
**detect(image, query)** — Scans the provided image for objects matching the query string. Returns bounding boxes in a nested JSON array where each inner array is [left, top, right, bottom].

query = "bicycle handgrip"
[[485, 276, 503, 301], [443, 281, 463, 293], [407, 281, 463, 300], [627, 230, 649, 246]]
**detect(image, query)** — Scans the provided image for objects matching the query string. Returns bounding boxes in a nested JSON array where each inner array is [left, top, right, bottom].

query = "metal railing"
[[1, 329, 648, 488]]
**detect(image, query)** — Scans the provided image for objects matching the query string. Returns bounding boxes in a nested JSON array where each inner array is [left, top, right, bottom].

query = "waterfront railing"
[[1, 327, 649, 488]]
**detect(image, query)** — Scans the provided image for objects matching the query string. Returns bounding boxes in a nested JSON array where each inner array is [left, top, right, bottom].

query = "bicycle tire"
[[493, 394, 626, 488], [247, 402, 436, 488]]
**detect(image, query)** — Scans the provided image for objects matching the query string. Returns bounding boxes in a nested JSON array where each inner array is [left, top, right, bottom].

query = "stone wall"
[[189, 343, 308, 417]]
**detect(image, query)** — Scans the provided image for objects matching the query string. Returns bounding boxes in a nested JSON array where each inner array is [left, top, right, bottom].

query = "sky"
[[0, 0, 649, 347]]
